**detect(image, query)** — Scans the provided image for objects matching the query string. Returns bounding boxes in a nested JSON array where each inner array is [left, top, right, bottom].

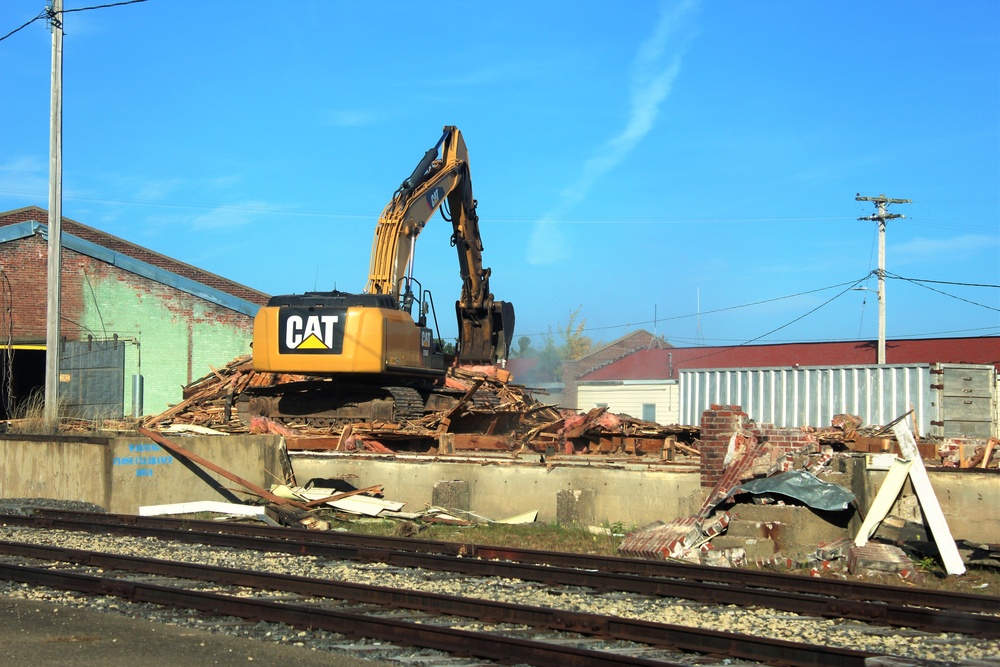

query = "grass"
[[5, 389, 139, 436], [324, 514, 1000, 595], [323, 515, 628, 557], [6, 390, 61, 436]]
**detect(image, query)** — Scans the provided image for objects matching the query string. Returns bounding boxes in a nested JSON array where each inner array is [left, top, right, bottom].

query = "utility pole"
[[44, 0, 64, 427], [856, 193, 910, 365]]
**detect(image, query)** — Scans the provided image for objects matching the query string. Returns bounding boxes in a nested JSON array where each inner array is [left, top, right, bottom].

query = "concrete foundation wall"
[[855, 457, 1000, 544], [0, 434, 287, 514], [290, 454, 703, 528], [0, 435, 112, 509], [3, 434, 997, 543]]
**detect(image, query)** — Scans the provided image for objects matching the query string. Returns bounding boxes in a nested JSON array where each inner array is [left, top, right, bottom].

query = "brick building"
[[0, 206, 269, 419]]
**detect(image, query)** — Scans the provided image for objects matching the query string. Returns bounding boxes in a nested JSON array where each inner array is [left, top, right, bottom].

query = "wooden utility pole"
[[44, 0, 64, 427], [856, 193, 911, 365]]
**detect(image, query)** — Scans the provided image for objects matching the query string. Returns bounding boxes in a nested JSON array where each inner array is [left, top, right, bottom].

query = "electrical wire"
[[671, 277, 871, 366], [60, 0, 147, 13], [887, 275, 1000, 289], [517, 275, 875, 338], [0, 11, 46, 42], [0, 0, 146, 43], [885, 272, 1000, 313], [82, 269, 109, 345], [857, 226, 879, 340]]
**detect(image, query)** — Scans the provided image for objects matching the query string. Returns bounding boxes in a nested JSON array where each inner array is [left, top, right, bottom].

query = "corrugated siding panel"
[[933, 364, 996, 438], [59, 340, 125, 419], [995, 374, 1000, 438], [680, 364, 934, 433]]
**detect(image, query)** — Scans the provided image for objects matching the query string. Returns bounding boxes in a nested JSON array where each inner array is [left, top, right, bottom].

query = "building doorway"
[[0, 346, 46, 421]]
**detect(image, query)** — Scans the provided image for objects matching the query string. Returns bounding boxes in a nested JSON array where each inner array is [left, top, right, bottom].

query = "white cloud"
[[188, 201, 275, 229], [132, 178, 184, 202], [527, 0, 699, 265], [0, 155, 49, 200], [326, 110, 381, 128]]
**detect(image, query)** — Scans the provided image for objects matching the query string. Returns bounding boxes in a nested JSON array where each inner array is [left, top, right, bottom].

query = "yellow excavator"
[[246, 126, 515, 425]]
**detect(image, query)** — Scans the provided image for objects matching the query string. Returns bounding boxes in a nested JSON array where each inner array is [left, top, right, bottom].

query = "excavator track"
[[386, 386, 425, 421], [236, 379, 438, 429]]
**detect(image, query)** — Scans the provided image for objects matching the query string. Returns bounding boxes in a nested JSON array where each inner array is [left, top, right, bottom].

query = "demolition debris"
[[142, 355, 699, 460]]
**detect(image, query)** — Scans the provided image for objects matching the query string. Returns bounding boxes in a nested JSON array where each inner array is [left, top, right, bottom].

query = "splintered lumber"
[[143, 353, 700, 457]]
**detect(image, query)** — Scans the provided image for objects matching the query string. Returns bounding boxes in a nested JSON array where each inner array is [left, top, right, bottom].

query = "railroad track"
[[21, 509, 1000, 633], [0, 509, 997, 666]]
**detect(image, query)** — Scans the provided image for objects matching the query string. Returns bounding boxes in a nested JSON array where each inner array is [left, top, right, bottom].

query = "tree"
[[534, 307, 595, 382], [558, 306, 593, 361], [513, 336, 533, 358], [436, 338, 457, 355]]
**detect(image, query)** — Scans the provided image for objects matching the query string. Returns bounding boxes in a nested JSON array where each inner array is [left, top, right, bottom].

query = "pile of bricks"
[[618, 513, 731, 561]]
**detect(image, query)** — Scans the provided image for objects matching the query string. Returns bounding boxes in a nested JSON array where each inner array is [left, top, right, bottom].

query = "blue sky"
[[1, 1, 998, 350]]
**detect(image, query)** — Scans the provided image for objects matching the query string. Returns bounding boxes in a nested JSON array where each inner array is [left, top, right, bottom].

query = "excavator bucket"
[[456, 300, 515, 365]]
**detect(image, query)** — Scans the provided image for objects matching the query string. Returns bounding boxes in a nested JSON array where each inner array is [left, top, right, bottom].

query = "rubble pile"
[[620, 435, 853, 568], [806, 413, 999, 469], [143, 355, 699, 459]]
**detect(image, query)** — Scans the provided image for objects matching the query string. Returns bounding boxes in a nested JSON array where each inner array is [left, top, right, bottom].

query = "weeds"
[[5, 390, 137, 436], [6, 389, 61, 435], [326, 516, 628, 557]]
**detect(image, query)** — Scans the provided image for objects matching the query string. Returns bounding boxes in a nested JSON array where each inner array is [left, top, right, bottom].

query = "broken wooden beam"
[[137, 427, 311, 511]]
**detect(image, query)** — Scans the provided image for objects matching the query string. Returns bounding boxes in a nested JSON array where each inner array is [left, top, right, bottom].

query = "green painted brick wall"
[[81, 264, 255, 416]]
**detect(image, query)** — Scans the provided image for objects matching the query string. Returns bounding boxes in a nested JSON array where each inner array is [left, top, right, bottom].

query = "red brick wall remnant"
[[699, 404, 820, 489], [699, 405, 748, 489]]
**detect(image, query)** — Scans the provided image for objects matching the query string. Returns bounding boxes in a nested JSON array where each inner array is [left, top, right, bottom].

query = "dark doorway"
[[0, 347, 45, 421]]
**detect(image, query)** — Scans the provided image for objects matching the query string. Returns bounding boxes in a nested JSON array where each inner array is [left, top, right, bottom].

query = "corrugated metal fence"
[[680, 364, 935, 434]]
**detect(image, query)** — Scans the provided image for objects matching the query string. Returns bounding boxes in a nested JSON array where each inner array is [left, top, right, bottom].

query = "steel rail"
[[0, 561, 678, 667], [0, 539, 873, 667], [8, 512, 998, 637], [35, 508, 1000, 615]]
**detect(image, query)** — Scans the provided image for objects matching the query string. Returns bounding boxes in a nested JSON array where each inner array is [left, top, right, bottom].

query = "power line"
[[61, 0, 147, 13], [666, 323, 1000, 345], [0, 0, 146, 43], [514, 268, 996, 345], [0, 11, 46, 42], [886, 272, 1000, 313], [651, 278, 871, 366], [888, 275, 1000, 289], [517, 275, 874, 339]]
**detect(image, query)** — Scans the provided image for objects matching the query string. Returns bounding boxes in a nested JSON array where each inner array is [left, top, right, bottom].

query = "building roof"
[[579, 336, 1000, 381], [0, 207, 269, 312]]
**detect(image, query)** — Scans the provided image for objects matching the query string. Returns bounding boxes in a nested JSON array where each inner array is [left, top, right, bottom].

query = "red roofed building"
[[558, 332, 999, 436]]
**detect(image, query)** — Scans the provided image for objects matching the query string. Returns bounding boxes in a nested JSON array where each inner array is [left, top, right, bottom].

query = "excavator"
[[244, 126, 515, 426]]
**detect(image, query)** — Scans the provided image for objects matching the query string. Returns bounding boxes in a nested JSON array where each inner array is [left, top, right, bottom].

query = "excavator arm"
[[365, 126, 514, 364]]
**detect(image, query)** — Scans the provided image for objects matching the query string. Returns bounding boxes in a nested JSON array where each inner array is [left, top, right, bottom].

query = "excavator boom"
[[365, 125, 514, 364]]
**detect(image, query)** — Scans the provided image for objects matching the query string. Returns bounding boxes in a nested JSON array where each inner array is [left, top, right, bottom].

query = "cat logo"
[[279, 308, 346, 354], [426, 186, 444, 209]]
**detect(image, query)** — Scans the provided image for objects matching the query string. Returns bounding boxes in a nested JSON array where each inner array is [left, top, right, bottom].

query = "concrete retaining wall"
[[2, 434, 997, 544], [854, 457, 1000, 544], [290, 454, 703, 527], [0, 435, 112, 509], [0, 434, 287, 514]]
